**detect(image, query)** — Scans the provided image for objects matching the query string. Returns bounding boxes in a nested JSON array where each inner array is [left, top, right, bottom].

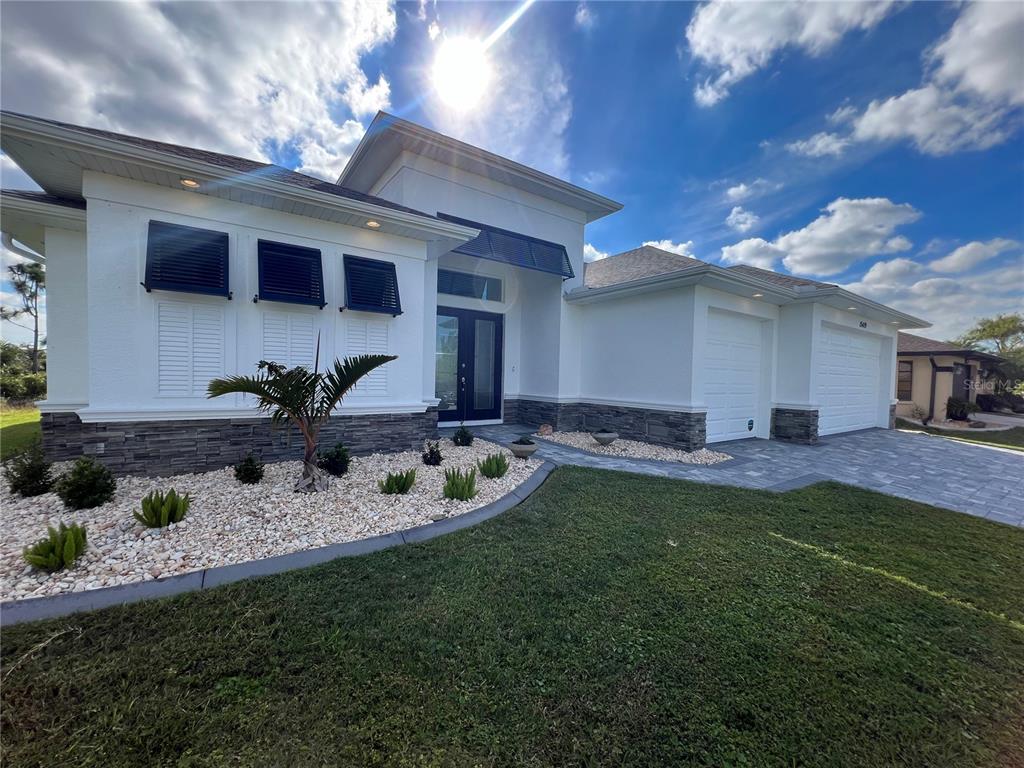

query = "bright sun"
[[432, 36, 491, 112]]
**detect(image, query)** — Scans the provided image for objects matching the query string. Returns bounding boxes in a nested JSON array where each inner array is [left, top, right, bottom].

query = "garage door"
[[705, 310, 764, 442], [817, 325, 883, 435]]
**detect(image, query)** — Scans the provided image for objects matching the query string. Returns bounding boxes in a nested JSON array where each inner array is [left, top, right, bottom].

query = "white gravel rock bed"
[[538, 431, 731, 465], [0, 439, 541, 602]]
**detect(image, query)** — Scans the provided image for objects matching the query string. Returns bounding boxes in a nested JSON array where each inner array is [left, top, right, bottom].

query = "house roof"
[[584, 245, 705, 288], [338, 112, 623, 224], [725, 264, 836, 290], [897, 332, 1004, 361], [0, 111, 432, 219], [0, 189, 86, 210]]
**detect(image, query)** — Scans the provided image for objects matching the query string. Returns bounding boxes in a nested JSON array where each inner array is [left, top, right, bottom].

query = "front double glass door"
[[435, 307, 503, 423]]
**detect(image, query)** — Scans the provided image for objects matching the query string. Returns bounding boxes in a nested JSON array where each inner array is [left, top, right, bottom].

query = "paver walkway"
[[455, 424, 1024, 527]]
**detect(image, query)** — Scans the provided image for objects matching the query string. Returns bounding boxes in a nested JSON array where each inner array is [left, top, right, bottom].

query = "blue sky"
[[1, 0, 1022, 344]]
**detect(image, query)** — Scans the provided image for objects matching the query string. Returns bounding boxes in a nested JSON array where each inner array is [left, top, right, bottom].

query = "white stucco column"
[[39, 227, 88, 409]]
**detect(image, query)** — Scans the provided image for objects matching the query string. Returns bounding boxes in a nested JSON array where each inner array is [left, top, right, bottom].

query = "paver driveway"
[[466, 425, 1023, 527]]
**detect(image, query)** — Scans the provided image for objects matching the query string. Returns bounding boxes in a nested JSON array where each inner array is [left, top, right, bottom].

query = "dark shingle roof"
[[1, 111, 433, 219], [725, 264, 836, 289], [584, 245, 705, 288], [898, 332, 970, 355], [0, 189, 85, 210]]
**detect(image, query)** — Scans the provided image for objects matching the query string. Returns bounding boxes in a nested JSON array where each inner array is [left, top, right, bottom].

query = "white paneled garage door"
[[817, 325, 883, 435], [705, 310, 764, 442]]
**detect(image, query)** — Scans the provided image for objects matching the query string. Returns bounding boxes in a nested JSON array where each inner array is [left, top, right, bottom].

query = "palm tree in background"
[[208, 339, 395, 492], [1, 262, 45, 372]]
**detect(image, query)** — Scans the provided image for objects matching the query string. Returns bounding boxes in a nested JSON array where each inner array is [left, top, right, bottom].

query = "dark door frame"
[[437, 306, 504, 423]]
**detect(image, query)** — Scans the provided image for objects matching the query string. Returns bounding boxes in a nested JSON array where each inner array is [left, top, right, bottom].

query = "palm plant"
[[207, 340, 395, 492]]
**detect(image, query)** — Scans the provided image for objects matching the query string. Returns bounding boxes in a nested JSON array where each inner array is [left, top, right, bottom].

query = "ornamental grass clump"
[[379, 468, 416, 495], [56, 457, 116, 510], [421, 441, 443, 466], [23, 522, 87, 572], [477, 453, 509, 479], [443, 467, 477, 501], [452, 425, 474, 447], [317, 443, 351, 477], [135, 489, 191, 528], [234, 453, 264, 485], [3, 441, 53, 497]]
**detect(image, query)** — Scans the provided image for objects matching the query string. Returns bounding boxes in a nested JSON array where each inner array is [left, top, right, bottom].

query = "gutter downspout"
[[928, 357, 938, 423]]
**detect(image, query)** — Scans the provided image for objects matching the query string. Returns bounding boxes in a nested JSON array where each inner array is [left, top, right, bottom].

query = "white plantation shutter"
[[346, 318, 388, 395], [157, 302, 225, 397], [262, 311, 315, 369]]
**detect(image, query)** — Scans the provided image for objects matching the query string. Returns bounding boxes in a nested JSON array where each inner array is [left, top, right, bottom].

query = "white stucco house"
[[0, 110, 929, 475]]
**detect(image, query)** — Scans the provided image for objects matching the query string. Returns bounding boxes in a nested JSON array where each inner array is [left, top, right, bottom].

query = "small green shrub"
[[946, 397, 979, 421], [452, 426, 474, 447], [56, 457, 116, 510], [234, 453, 264, 484], [443, 467, 477, 501], [317, 443, 350, 477], [135, 488, 191, 528], [4, 441, 53, 497], [422, 441, 444, 466], [477, 453, 509, 479], [0, 371, 46, 401], [23, 522, 87, 572], [379, 468, 416, 495]]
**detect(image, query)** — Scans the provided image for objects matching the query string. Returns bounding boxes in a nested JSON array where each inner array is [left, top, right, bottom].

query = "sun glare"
[[432, 36, 491, 112]]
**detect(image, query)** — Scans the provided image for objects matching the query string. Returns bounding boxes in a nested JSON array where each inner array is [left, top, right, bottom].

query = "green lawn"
[[0, 405, 41, 460], [2, 467, 1023, 767], [896, 417, 1024, 452]]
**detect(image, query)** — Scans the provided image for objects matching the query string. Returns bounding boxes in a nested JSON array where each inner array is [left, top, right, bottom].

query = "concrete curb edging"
[[0, 461, 558, 627]]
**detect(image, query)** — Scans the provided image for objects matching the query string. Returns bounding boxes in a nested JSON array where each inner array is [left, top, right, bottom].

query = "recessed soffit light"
[[366, 220, 381, 229], [180, 178, 200, 189], [752, 292, 764, 298]]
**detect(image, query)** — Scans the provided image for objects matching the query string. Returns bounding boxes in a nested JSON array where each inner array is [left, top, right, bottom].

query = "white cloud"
[[574, 2, 595, 31], [929, 238, 1020, 273], [0, 154, 41, 191], [844, 259, 1024, 340], [583, 243, 609, 262], [428, 21, 441, 41], [643, 239, 696, 258], [724, 178, 778, 202], [852, 84, 1013, 155], [426, 29, 572, 178], [726, 206, 759, 233], [722, 197, 921, 276], [790, 2, 1024, 158], [720, 238, 782, 269], [686, 0, 898, 106], [786, 131, 850, 157], [0, 2, 397, 180]]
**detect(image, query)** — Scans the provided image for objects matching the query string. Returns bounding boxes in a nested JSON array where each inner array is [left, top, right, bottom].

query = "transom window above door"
[[438, 269, 502, 301]]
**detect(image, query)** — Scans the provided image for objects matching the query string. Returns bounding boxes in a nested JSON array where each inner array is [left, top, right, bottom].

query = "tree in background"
[[955, 313, 1024, 395], [0, 262, 46, 372]]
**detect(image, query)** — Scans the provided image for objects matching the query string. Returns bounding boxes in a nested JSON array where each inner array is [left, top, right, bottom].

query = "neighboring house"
[[895, 332, 1003, 422], [0, 110, 929, 475]]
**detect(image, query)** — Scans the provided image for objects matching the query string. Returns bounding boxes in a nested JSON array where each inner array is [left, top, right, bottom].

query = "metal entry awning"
[[438, 212, 574, 278]]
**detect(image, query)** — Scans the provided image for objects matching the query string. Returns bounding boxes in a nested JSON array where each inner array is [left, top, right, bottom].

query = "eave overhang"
[[0, 191, 86, 257], [338, 112, 623, 224], [0, 112, 479, 251], [565, 263, 931, 329]]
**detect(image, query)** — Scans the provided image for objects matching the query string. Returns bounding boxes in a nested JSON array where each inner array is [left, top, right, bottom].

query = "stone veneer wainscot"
[[41, 409, 439, 477], [770, 408, 819, 444]]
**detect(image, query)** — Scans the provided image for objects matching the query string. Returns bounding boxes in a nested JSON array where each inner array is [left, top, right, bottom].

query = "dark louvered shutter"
[[343, 255, 402, 315], [145, 221, 230, 297], [257, 240, 325, 307]]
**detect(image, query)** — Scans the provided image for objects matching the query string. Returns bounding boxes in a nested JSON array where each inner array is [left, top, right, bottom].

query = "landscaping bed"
[[538, 430, 731, 464], [2, 468, 1022, 766], [0, 438, 541, 602], [895, 418, 1024, 452]]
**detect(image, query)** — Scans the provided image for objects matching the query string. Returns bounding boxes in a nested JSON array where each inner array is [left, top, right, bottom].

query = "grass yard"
[[2, 467, 1023, 767], [0, 405, 41, 460], [895, 417, 1024, 452]]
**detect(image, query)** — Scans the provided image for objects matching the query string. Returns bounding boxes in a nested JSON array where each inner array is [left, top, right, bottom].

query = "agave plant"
[[208, 338, 395, 492]]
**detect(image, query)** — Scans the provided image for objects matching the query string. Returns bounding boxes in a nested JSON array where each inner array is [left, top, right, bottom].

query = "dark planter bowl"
[[593, 431, 619, 446]]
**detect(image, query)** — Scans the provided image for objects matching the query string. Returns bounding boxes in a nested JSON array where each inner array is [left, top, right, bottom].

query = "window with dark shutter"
[[343, 255, 402, 315], [257, 240, 326, 307], [437, 269, 502, 301], [897, 360, 914, 401], [145, 220, 230, 298]]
